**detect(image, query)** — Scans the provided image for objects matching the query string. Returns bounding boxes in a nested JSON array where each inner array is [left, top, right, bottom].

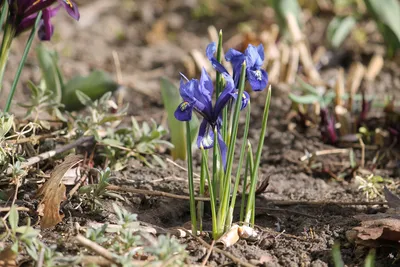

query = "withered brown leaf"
[[36, 154, 82, 229]]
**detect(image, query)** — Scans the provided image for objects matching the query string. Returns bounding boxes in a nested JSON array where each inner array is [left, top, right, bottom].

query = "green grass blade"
[[186, 121, 197, 235], [245, 86, 271, 223], [332, 243, 345, 267], [5, 11, 42, 112], [36, 44, 63, 102], [218, 61, 247, 232], [364, 249, 375, 267], [239, 144, 251, 222], [226, 102, 251, 228], [201, 147, 217, 239]]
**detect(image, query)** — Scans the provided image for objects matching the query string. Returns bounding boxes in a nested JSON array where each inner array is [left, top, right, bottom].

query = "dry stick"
[[106, 184, 388, 206], [365, 54, 384, 81], [312, 46, 326, 65], [335, 68, 345, 107], [183, 229, 256, 267], [300, 148, 349, 161], [359, 137, 365, 168], [0, 206, 30, 213], [75, 234, 120, 266], [6, 132, 60, 145], [346, 62, 365, 112], [286, 14, 321, 84], [279, 43, 290, 82], [37, 248, 45, 267], [201, 240, 215, 267], [106, 184, 209, 201], [166, 158, 200, 178], [80, 256, 112, 266], [7, 135, 94, 174], [285, 47, 300, 84]]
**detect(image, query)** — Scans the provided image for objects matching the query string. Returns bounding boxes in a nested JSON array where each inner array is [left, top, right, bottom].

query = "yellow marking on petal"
[[64, 0, 73, 8], [33, 0, 41, 5], [180, 101, 190, 111]]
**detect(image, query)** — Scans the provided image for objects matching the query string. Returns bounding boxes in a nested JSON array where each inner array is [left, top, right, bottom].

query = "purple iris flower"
[[174, 68, 237, 167], [225, 44, 268, 91], [7, 0, 79, 41]]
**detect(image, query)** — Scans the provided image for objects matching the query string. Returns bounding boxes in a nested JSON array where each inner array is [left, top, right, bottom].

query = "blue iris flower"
[[206, 42, 250, 110], [225, 44, 268, 91], [174, 68, 236, 167]]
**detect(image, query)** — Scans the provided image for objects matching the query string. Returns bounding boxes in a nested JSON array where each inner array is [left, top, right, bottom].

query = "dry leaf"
[[0, 247, 17, 267], [383, 186, 400, 209], [353, 217, 400, 243], [36, 154, 82, 229]]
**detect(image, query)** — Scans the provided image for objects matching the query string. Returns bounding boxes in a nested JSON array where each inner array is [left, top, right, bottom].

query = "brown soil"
[[2, 0, 400, 266]]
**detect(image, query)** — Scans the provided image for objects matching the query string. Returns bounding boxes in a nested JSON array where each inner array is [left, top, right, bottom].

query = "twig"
[[183, 229, 256, 267], [6, 135, 94, 175], [300, 148, 349, 161], [255, 207, 318, 219], [75, 234, 120, 266], [80, 256, 112, 266], [2, 176, 21, 220], [201, 240, 215, 267], [37, 248, 45, 267], [67, 172, 88, 199], [359, 137, 365, 168], [106, 185, 209, 201], [106, 184, 388, 206], [365, 54, 383, 81], [0, 206, 31, 213], [166, 158, 200, 178]]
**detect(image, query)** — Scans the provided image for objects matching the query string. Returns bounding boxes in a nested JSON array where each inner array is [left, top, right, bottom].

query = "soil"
[[1, 0, 400, 266]]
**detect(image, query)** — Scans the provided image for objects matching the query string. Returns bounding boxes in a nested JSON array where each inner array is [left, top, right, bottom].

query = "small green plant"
[[100, 117, 173, 170], [79, 168, 124, 209], [83, 204, 187, 266], [0, 206, 63, 266], [71, 91, 127, 141]]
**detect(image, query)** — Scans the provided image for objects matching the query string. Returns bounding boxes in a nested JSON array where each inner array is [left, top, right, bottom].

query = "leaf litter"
[[36, 154, 82, 229]]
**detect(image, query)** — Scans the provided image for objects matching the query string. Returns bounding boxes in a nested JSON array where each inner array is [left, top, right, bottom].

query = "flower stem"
[[5, 11, 42, 112], [0, 1, 8, 32], [201, 147, 217, 239], [197, 152, 206, 232], [245, 86, 271, 223], [226, 101, 251, 228], [239, 143, 252, 222], [0, 22, 15, 95], [185, 121, 197, 235], [217, 61, 246, 233]]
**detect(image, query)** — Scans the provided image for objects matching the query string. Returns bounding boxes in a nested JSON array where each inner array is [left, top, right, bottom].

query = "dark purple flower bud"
[[320, 108, 338, 144]]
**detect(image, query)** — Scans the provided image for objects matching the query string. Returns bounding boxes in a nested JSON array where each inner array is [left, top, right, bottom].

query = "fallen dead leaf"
[[383, 186, 400, 209], [0, 247, 17, 267], [36, 154, 82, 229]]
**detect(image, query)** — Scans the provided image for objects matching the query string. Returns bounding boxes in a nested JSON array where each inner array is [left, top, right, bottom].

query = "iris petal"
[[58, 0, 80, 20], [247, 68, 268, 91], [206, 42, 216, 60], [214, 73, 235, 116], [257, 44, 265, 62], [199, 67, 213, 103], [174, 101, 194, 121], [217, 132, 227, 169], [197, 120, 214, 149]]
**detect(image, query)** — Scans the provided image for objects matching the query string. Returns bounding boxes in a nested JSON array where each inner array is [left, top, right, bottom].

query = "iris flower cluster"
[[6, 0, 80, 40], [174, 42, 268, 165]]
